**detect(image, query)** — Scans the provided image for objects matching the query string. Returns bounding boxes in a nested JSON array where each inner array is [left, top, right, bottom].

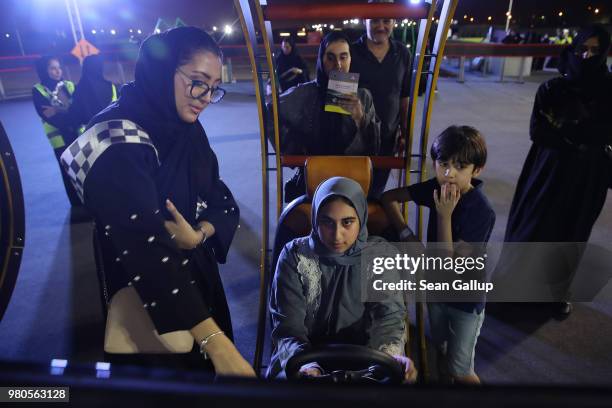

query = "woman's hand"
[[392, 355, 418, 384], [298, 363, 323, 378], [433, 183, 460, 220], [42, 105, 57, 118], [204, 333, 257, 378], [338, 94, 365, 128], [164, 199, 201, 249]]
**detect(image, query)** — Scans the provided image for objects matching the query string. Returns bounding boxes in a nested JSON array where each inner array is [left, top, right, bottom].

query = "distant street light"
[[110, 29, 116, 35], [224, 25, 233, 35], [213, 26, 218, 31], [5, 33, 10, 38], [558, 11, 563, 17], [594, 8, 600, 14]]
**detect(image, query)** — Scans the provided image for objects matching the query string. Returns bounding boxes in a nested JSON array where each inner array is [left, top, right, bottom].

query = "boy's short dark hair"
[[430, 125, 487, 169]]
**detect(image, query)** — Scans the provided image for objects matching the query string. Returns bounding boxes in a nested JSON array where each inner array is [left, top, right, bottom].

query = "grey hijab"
[[309, 177, 368, 266]]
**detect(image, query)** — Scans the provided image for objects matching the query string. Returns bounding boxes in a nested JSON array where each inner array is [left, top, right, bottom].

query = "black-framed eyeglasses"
[[176, 68, 226, 104], [573, 44, 601, 57]]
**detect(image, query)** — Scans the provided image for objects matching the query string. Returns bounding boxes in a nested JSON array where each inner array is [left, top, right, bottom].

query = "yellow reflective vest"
[[33, 81, 85, 150]]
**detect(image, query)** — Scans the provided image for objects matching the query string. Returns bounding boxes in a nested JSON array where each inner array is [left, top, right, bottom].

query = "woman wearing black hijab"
[[60, 27, 255, 376], [275, 31, 381, 202], [32, 56, 83, 206], [70, 54, 118, 128], [275, 36, 309, 92], [502, 25, 612, 315]]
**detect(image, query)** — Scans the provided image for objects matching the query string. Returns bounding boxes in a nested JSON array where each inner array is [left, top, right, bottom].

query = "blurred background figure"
[[32, 55, 83, 207], [275, 35, 309, 93], [503, 25, 612, 316], [70, 54, 118, 128]]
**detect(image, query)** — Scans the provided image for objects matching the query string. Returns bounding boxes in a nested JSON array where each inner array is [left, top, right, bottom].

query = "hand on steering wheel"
[[286, 344, 408, 385]]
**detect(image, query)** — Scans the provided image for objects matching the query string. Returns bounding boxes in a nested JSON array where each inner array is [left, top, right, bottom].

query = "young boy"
[[381, 125, 495, 385]]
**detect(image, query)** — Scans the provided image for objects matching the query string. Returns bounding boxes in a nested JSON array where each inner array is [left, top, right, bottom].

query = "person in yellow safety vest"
[[551, 28, 573, 45], [69, 54, 119, 128], [32, 56, 85, 207]]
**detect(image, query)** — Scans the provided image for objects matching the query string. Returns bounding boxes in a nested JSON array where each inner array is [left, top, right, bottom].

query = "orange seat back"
[[305, 156, 372, 198]]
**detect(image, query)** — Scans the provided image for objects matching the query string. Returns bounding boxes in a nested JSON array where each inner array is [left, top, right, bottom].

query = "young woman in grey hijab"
[[267, 177, 414, 381]]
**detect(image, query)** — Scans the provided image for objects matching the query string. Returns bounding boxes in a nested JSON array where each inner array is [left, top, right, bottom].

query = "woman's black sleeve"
[[84, 144, 211, 334], [195, 149, 239, 264]]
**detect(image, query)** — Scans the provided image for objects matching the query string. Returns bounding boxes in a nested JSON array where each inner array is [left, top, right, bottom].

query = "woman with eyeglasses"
[[501, 25, 612, 317], [59, 27, 255, 376]]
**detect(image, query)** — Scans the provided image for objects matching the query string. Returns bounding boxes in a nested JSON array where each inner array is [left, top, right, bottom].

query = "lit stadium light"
[[137, 29, 142, 34], [212, 26, 217, 31], [487, 16, 492, 21], [410, 0, 421, 4], [110, 29, 116, 35], [343, 20, 348, 24], [4, 33, 10, 38], [330, 24, 335, 29], [155, 28, 161, 33], [224, 25, 233, 35], [594, 8, 599, 14], [558, 11, 563, 17], [470, 17, 474, 22], [402, 19, 409, 24], [91, 29, 96, 34], [129, 29, 133, 33]]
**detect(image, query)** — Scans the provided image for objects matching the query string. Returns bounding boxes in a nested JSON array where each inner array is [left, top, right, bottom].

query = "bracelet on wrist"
[[199, 330, 224, 360]]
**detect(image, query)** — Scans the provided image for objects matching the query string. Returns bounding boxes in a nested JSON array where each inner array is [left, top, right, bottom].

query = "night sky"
[[0, 0, 608, 36]]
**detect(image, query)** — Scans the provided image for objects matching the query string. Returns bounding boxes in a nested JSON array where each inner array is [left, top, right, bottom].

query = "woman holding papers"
[[272, 31, 381, 202]]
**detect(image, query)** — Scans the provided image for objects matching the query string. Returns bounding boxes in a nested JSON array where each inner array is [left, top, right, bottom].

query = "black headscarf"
[[276, 36, 307, 90], [315, 31, 351, 91], [35, 56, 61, 89], [72, 54, 114, 125], [314, 31, 356, 154], [558, 25, 611, 87], [91, 26, 224, 224]]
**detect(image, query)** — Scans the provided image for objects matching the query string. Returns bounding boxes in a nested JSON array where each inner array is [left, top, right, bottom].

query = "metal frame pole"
[[63, 0, 79, 47]]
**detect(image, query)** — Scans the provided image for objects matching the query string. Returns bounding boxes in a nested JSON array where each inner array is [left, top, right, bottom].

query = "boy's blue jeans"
[[427, 302, 485, 377]]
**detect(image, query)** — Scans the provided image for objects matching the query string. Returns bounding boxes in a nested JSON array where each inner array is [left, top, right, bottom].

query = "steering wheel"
[[285, 344, 404, 385]]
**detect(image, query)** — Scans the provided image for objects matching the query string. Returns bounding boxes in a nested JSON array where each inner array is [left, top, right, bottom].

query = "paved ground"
[[0, 72, 611, 384]]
